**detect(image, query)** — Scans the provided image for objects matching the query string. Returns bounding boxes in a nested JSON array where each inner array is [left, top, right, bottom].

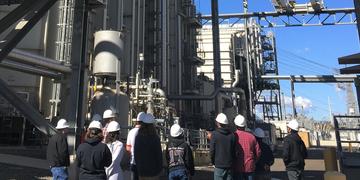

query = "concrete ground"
[[0, 146, 358, 180]]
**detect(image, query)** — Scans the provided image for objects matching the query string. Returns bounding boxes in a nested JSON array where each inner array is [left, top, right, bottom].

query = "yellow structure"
[[324, 171, 346, 180]]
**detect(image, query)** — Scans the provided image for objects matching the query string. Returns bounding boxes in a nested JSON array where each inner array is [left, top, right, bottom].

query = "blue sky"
[[195, 0, 359, 120]]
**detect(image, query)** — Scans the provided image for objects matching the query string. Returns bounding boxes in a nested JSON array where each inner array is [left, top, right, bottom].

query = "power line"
[[278, 48, 334, 71], [278, 54, 333, 73]]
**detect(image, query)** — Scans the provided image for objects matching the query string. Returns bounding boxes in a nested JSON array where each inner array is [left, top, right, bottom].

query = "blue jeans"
[[287, 170, 304, 180], [169, 168, 189, 180], [50, 167, 68, 180], [233, 172, 254, 180], [214, 167, 233, 180]]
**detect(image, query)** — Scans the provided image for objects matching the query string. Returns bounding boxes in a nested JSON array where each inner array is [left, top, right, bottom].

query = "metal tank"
[[93, 30, 124, 76]]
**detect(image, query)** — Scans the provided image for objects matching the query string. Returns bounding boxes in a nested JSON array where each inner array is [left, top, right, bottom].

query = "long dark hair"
[[85, 128, 103, 141], [138, 123, 157, 136], [105, 131, 120, 144]]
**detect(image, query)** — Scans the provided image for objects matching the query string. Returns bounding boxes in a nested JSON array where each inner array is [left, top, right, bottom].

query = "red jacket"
[[233, 130, 261, 173]]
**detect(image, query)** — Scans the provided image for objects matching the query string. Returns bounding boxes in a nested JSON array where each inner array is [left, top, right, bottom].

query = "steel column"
[[354, 76, 360, 114], [290, 76, 297, 117], [211, 0, 221, 114], [0, 79, 57, 135], [62, 0, 88, 151], [354, 0, 360, 42]]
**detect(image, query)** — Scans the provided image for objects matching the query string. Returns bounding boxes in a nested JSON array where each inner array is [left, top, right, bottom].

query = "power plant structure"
[[0, 0, 360, 173]]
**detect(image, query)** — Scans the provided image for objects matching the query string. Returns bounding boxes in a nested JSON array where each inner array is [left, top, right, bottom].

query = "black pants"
[[131, 164, 139, 180]]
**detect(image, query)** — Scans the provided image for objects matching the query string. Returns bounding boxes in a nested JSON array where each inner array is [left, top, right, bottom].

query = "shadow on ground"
[[0, 163, 50, 180]]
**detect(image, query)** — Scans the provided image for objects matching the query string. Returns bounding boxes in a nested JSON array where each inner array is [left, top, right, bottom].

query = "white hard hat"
[[135, 112, 146, 122], [254, 128, 265, 138], [170, 124, 184, 137], [287, 119, 299, 131], [142, 113, 156, 124], [92, 114, 102, 121], [103, 109, 115, 119], [56, 119, 69, 129], [234, 114, 246, 127], [107, 121, 120, 132], [88, 120, 103, 129], [216, 113, 228, 124]]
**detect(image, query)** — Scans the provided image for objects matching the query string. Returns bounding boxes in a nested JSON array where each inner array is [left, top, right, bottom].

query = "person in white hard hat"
[[134, 113, 163, 180], [253, 128, 274, 180], [283, 119, 308, 180], [47, 118, 70, 180], [105, 121, 125, 180], [233, 114, 261, 180], [166, 124, 195, 179], [102, 109, 116, 143], [126, 112, 146, 180], [210, 113, 236, 180], [76, 121, 112, 180]]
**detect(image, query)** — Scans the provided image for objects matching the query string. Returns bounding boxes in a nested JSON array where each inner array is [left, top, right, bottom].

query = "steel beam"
[[261, 75, 357, 83], [0, 78, 57, 135], [0, 0, 24, 5], [201, 8, 356, 28], [0, 0, 58, 62], [339, 65, 360, 74], [0, 1, 33, 34], [0, 60, 61, 78], [338, 53, 360, 64]]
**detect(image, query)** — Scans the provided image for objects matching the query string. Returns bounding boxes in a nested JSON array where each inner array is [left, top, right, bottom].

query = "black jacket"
[[166, 137, 195, 175], [76, 137, 112, 180], [210, 128, 236, 168], [282, 132, 308, 171], [255, 139, 274, 172], [134, 133, 163, 177], [47, 133, 70, 168]]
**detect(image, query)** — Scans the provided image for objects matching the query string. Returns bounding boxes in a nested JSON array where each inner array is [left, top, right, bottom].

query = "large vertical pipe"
[[243, 0, 253, 120], [162, 0, 167, 89], [211, 0, 221, 113], [354, 0, 360, 42]]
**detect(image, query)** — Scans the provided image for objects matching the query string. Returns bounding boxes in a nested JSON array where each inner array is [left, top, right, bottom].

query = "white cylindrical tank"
[[93, 30, 124, 76]]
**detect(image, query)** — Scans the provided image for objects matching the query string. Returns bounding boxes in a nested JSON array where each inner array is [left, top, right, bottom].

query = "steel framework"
[[201, 8, 357, 28]]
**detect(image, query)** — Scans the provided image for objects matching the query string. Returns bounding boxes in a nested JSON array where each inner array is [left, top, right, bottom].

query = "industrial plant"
[[0, 0, 360, 179]]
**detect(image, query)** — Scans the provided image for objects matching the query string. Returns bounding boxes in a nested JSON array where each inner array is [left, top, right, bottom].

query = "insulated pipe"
[[8, 49, 71, 73], [1, 60, 61, 78]]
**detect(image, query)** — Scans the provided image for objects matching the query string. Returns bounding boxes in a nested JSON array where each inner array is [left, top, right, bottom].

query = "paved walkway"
[[0, 153, 48, 169]]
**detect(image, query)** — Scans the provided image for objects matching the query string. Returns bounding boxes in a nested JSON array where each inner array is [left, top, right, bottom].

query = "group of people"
[[210, 113, 307, 180], [47, 110, 307, 180], [47, 110, 194, 180]]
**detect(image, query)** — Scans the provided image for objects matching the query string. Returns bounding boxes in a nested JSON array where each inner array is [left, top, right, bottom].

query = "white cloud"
[[284, 96, 313, 109]]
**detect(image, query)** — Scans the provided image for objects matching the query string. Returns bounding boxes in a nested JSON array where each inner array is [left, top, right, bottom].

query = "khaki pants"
[[138, 176, 160, 180]]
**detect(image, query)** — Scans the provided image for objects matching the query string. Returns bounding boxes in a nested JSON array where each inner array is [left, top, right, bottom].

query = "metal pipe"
[[8, 49, 71, 73], [161, 0, 168, 89], [0, 60, 61, 78]]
